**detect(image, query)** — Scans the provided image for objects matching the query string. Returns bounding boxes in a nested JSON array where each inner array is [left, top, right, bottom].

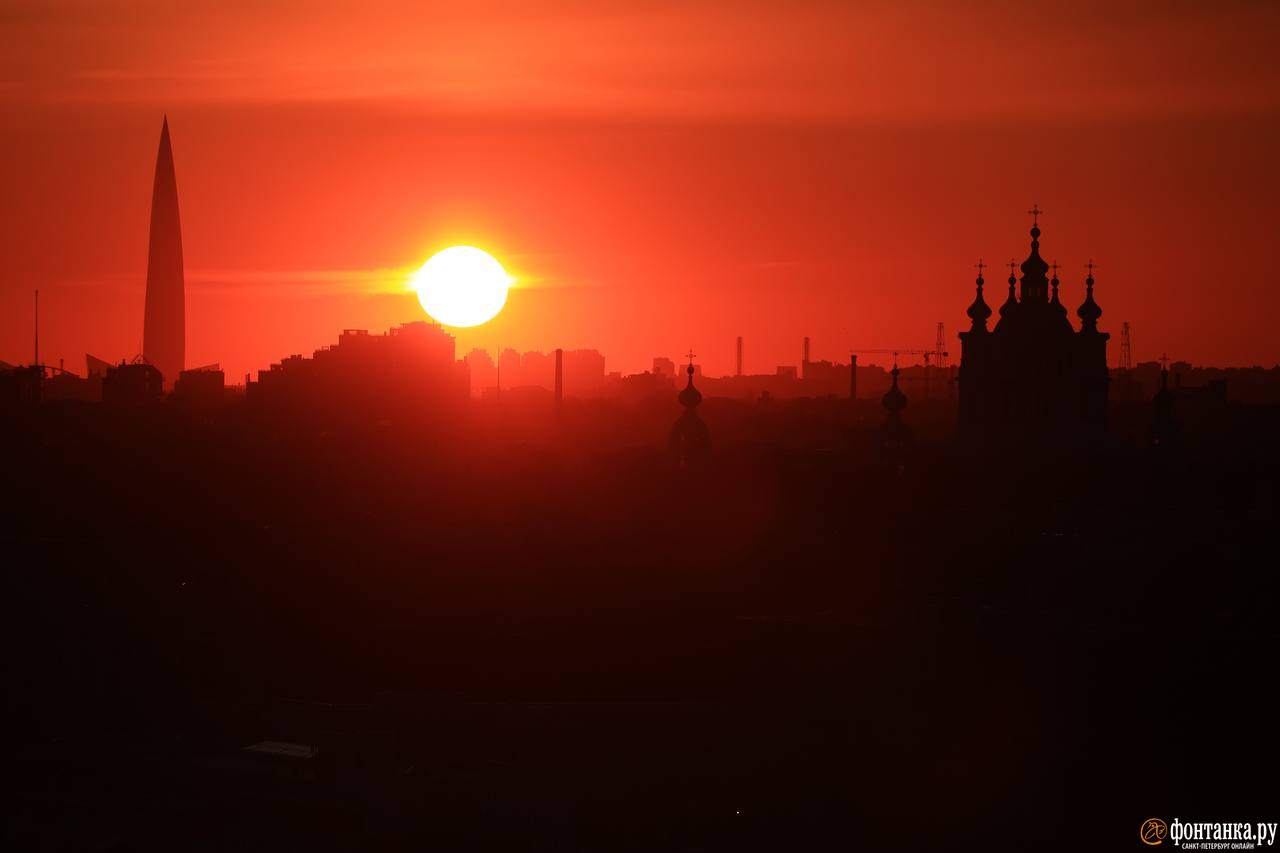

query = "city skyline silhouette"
[[4, 3, 1279, 851], [5, 4, 1280, 378]]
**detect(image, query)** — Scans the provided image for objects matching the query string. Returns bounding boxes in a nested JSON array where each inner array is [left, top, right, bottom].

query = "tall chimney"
[[850, 354, 858, 400], [554, 348, 563, 405], [736, 336, 743, 377], [802, 336, 810, 378]]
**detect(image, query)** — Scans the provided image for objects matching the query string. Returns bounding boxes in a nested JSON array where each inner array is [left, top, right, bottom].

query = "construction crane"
[[849, 348, 949, 367], [850, 348, 952, 400]]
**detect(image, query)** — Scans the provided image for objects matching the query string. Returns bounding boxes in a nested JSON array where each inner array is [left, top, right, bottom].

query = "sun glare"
[[412, 246, 511, 327]]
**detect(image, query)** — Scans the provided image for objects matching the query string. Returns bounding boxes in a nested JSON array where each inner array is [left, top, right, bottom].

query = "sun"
[[411, 246, 511, 327]]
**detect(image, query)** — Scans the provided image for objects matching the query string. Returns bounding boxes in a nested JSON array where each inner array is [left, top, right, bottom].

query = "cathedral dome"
[[881, 366, 907, 413], [1050, 264, 1070, 324], [967, 270, 993, 328], [678, 364, 703, 409], [999, 263, 1019, 321], [1020, 225, 1050, 281], [1077, 267, 1102, 330]]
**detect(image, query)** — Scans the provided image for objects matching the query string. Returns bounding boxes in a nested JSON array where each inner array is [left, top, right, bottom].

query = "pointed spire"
[[967, 259, 992, 332], [142, 115, 185, 389], [1077, 260, 1102, 332]]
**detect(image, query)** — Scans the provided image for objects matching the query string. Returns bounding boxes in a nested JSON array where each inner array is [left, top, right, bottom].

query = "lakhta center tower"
[[142, 117, 185, 388]]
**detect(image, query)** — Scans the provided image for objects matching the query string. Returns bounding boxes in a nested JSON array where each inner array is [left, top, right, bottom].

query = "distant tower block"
[[802, 336, 810, 378], [142, 116, 185, 389], [736, 336, 743, 377], [554, 347, 563, 405], [1120, 322, 1133, 370]]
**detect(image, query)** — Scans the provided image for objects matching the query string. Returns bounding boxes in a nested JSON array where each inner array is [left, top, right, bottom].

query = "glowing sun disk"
[[412, 246, 510, 327]]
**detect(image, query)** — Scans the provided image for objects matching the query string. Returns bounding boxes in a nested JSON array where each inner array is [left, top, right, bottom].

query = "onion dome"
[[881, 365, 907, 413], [967, 265, 992, 331], [1050, 261, 1068, 320], [998, 260, 1019, 320], [1018, 222, 1050, 303], [1020, 224, 1050, 281], [678, 363, 703, 409], [1077, 263, 1102, 332]]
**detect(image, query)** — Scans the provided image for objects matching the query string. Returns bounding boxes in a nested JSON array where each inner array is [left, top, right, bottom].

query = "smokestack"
[[554, 348, 563, 405], [736, 336, 743, 377], [802, 336, 810, 378], [34, 289, 39, 366], [850, 354, 857, 400]]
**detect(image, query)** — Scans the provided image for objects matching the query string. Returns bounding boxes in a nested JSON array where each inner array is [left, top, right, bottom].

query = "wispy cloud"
[[5, 1, 1279, 121], [186, 267, 413, 294]]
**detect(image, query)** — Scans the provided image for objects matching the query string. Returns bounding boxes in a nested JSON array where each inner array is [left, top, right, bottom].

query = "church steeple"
[[967, 259, 992, 332], [1018, 205, 1050, 303], [668, 349, 710, 468], [879, 362, 912, 467], [882, 364, 907, 415], [1050, 260, 1070, 324], [677, 355, 703, 410], [1077, 260, 1103, 333], [999, 258, 1019, 321]]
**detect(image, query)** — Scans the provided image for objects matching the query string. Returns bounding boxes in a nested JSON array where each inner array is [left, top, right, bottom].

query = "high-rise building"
[[249, 322, 467, 421], [142, 117, 185, 389]]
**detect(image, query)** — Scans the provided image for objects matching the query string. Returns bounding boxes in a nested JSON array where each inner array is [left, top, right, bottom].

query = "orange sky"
[[3, 0, 1279, 378]]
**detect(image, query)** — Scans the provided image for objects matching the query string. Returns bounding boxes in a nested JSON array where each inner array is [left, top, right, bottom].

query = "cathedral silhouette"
[[957, 210, 1110, 447], [668, 354, 711, 468]]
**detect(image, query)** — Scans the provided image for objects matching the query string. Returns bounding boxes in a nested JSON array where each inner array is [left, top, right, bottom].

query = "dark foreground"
[[4, 397, 1277, 850]]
